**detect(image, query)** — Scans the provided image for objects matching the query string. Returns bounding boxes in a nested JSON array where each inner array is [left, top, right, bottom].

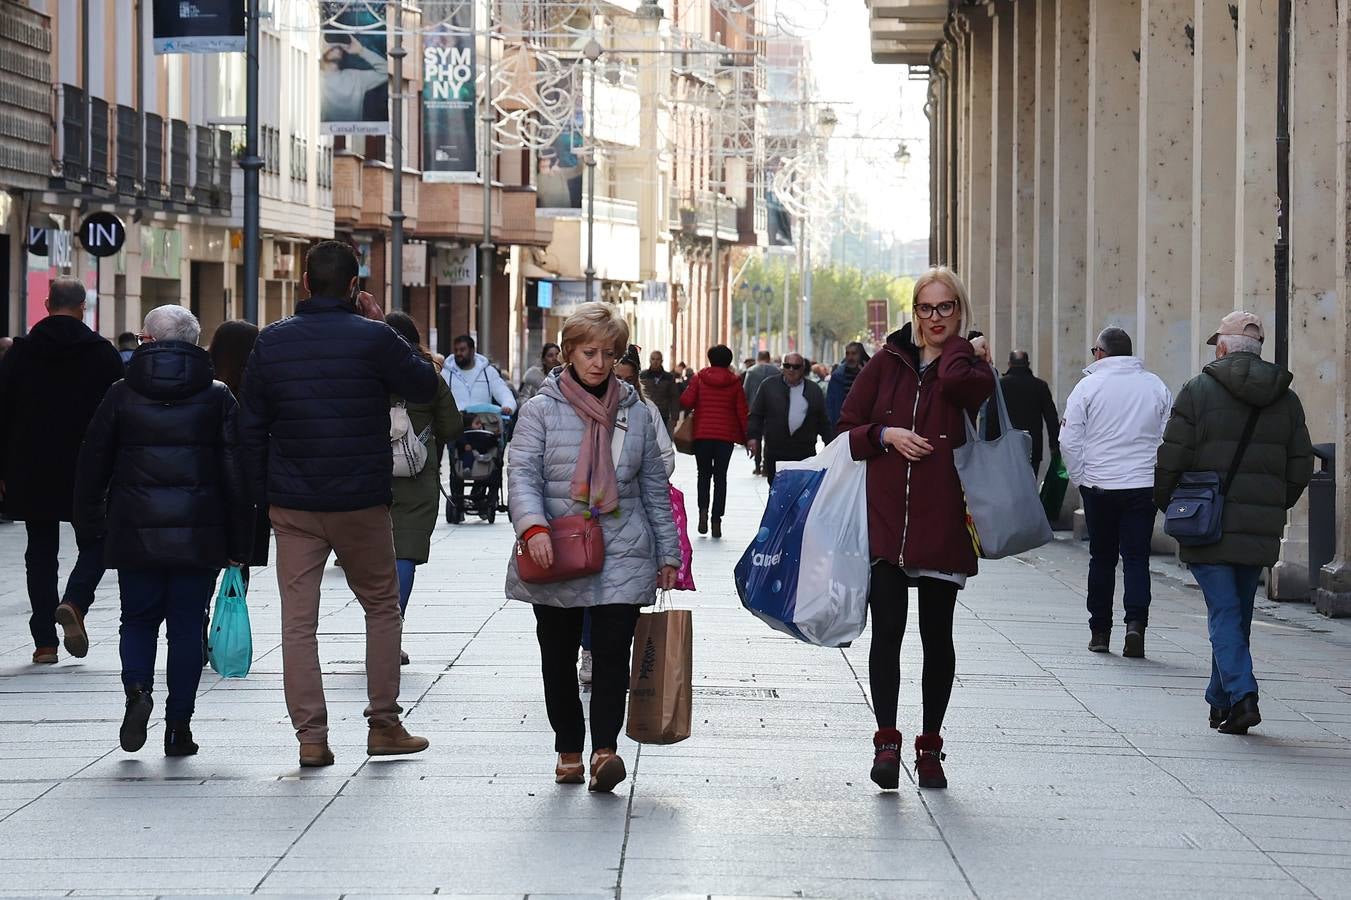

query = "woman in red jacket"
[[837, 266, 993, 792], [678, 344, 748, 538]]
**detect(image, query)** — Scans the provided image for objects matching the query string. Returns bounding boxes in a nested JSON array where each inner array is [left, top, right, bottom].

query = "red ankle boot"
[[870, 728, 902, 790], [915, 733, 947, 789]]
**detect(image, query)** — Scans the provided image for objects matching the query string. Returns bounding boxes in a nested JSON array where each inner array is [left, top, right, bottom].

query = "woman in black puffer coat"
[[74, 306, 253, 758]]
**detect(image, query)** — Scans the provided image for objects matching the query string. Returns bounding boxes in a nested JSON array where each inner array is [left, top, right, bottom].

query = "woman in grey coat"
[[506, 302, 680, 793]]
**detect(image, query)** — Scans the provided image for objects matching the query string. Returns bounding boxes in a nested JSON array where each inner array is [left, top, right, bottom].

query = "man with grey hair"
[[1061, 326, 1171, 657], [1154, 311, 1312, 735], [0, 276, 124, 664], [76, 304, 253, 756]]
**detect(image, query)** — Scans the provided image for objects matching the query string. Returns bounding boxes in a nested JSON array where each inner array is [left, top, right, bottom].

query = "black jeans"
[[533, 603, 641, 753], [119, 567, 216, 723], [867, 561, 959, 735], [764, 447, 813, 485], [25, 521, 106, 648], [1080, 486, 1155, 632], [693, 439, 735, 519]]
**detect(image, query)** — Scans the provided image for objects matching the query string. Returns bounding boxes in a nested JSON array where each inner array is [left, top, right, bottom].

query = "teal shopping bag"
[[208, 566, 253, 678]]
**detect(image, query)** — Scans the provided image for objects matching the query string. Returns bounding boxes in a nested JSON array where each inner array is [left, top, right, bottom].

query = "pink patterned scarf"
[[559, 371, 622, 515]]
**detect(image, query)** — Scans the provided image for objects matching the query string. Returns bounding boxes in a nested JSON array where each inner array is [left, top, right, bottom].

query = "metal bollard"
[[1308, 443, 1336, 589]]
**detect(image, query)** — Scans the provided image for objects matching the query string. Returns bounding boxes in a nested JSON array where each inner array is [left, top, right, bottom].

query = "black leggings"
[[867, 561, 959, 735]]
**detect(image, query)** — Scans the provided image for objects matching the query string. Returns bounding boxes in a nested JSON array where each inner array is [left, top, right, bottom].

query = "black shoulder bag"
[[1163, 405, 1262, 547]]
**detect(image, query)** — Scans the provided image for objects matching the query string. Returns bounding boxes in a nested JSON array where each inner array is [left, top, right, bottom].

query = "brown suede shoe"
[[32, 647, 58, 665], [55, 603, 89, 658], [588, 749, 627, 793], [555, 752, 585, 784], [299, 743, 335, 768], [367, 723, 429, 756]]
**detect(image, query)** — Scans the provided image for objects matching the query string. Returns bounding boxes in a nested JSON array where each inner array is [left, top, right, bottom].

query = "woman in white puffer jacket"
[[506, 302, 680, 794]]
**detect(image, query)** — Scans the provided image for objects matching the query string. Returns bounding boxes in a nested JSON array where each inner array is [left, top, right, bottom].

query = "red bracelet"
[[521, 525, 550, 544]]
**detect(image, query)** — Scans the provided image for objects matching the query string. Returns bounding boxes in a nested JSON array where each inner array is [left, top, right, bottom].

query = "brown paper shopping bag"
[[625, 600, 693, 745]]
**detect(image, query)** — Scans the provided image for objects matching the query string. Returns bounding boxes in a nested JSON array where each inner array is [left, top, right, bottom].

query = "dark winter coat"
[[825, 363, 862, 428], [748, 376, 833, 462], [1153, 352, 1313, 566], [837, 325, 995, 575], [641, 366, 679, 427], [0, 315, 125, 522], [679, 365, 749, 444], [986, 366, 1060, 467], [239, 297, 439, 512], [391, 372, 462, 563], [73, 341, 253, 569]]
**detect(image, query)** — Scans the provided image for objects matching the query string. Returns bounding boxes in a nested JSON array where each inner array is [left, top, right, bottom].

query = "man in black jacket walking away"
[[240, 241, 439, 768], [75, 305, 254, 757], [746, 352, 833, 484], [0, 277, 124, 665], [999, 350, 1060, 474]]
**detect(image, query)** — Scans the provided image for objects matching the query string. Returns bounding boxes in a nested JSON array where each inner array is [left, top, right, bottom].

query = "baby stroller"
[[445, 403, 508, 524]]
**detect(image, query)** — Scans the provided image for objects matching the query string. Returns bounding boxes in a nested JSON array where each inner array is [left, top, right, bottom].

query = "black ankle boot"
[[164, 721, 198, 757], [711, 518, 722, 539], [120, 686, 153, 752], [1219, 693, 1261, 734], [698, 509, 708, 535]]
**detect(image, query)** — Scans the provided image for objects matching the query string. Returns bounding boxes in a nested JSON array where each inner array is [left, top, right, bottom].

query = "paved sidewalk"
[[3, 454, 1351, 899]]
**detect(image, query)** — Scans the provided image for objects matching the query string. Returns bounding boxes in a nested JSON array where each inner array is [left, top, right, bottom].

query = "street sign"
[[78, 212, 127, 258]]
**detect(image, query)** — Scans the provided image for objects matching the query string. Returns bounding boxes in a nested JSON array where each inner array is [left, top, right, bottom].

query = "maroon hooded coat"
[[679, 365, 749, 444], [837, 325, 994, 576]]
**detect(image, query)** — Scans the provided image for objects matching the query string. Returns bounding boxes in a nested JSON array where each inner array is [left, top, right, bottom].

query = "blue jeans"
[[1191, 563, 1261, 709], [1080, 487, 1155, 632], [119, 568, 217, 723], [396, 559, 417, 617]]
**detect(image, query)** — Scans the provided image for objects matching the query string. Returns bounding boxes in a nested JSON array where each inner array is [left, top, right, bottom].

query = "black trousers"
[[533, 603, 641, 753], [693, 439, 735, 519], [25, 521, 106, 648], [764, 447, 814, 485], [867, 561, 959, 735]]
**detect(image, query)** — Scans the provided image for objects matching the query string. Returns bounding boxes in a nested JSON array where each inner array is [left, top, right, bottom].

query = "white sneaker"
[[578, 649, 593, 685]]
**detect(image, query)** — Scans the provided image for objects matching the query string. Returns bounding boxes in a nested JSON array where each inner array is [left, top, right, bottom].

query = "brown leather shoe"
[[299, 743, 335, 768], [55, 602, 89, 658], [555, 752, 585, 784], [32, 647, 58, 665], [367, 722, 429, 756], [588, 749, 627, 793]]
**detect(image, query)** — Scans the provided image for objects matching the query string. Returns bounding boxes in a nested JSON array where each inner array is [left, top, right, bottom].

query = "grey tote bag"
[[953, 372, 1054, 559]]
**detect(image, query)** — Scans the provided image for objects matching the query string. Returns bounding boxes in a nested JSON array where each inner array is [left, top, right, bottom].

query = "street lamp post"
[[479, 12, 495, 358], [583, 39, 602, 301], [241, 0, 261, 323], [800, 105, 836, 361], [389, 0, 406, 311]]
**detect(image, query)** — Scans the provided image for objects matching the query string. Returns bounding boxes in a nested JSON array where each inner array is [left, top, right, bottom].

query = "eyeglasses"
[[782, 362, 804, 371], [915, 301, 958, 320], [1090, 345, 1104, 356], [137, 333, 153, 345]]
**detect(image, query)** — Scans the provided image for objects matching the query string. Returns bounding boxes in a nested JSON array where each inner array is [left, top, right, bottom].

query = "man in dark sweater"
[[999, 350, 1061, 474], [746, 352, 833, 483], [240, 241, 438, 768]]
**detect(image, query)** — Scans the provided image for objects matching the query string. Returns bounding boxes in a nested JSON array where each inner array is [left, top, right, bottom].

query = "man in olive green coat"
[[1154, 312, 1313, 736]]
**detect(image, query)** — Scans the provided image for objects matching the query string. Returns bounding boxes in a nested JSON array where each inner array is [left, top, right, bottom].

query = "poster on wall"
[[319, 1, 389, 135], [536, 70, 585, 210], [152, 0, 245, 54], [422, 1, 477, 178]]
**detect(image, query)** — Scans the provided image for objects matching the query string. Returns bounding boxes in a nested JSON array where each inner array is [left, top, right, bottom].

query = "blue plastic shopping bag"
[[208, 566, 253, 678], [734, 436, 871, 647]]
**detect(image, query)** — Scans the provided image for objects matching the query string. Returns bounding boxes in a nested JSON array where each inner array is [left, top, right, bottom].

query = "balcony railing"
[[169, 119, 189, 201], [194, 124, 214, 200], [214, 129, 233, 213], [115, 105, 140, 195], [52, 83, 86, 182], [89, 96, 109, 188], [145, 112, 164, 199]]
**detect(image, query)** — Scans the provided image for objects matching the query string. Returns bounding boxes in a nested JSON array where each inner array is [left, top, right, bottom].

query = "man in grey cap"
[[1155, 311, 1312, 735]]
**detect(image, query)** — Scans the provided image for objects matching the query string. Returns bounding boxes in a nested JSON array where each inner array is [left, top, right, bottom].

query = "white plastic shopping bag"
[[734, 436, 871, 647]]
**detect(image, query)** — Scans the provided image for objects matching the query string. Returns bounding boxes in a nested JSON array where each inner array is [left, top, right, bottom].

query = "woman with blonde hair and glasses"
[[507, 302, 680, 793], [837, 265, 993, 792]]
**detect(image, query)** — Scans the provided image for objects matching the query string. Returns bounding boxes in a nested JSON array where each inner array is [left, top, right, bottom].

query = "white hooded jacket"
[[1060, 355, 1171, 490], [442, 352, 516, 411]]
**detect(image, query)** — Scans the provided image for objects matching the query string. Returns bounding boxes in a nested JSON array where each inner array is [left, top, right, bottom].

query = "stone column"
[[988, 3, 1015, 357], [1010, 0, 1038, 357], [1190, 0, 1238, 377], [1136, 0, 1193, 395], [957, 18, 973, 279], [1052, 0, 1090, 406], [1272, 0, 1339, 601], [1032, 0, 1058, 376], [964, 12, 994, 331], [1086, 0, 1140, 341], [946, 34, 962, 267], [1233, 0, 1278, 325]]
